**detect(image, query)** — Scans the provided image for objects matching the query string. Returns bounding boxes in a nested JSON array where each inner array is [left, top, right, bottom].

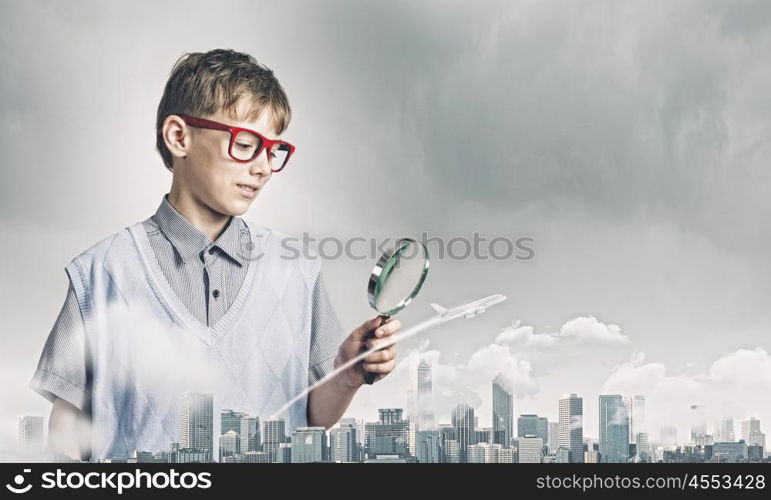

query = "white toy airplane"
[[429, 294, 507, 320]]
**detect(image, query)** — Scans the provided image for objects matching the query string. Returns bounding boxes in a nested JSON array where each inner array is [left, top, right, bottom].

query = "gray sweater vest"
[[65, 219, 317, 461]]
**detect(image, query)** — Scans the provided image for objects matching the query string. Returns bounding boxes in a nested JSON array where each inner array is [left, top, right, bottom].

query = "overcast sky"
[[2, 0, 771, 452]]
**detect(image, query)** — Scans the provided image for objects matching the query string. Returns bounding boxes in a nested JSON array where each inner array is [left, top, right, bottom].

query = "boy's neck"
[[166, 190, 230, 242]]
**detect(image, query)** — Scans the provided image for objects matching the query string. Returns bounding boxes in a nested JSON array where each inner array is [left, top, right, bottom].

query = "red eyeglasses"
[[175, 114, 295, 172]]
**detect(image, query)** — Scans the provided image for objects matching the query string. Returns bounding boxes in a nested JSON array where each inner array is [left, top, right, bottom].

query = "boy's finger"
[[364, 348, 396, 364], [374, 319, 401, 338], [362, 359, 397, 373], [351, 316, 383, 341], [365, 336, 398, 350]]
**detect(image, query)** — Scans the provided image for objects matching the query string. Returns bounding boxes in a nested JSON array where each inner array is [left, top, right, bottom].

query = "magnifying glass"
[[362, 238, 430, 384]]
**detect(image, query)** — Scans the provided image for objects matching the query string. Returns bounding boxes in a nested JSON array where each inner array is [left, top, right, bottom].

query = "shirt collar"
[[152, 195, 247, 266]]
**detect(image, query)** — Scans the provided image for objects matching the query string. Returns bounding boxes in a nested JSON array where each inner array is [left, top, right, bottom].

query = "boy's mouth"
[[236, 183, 259, 198]]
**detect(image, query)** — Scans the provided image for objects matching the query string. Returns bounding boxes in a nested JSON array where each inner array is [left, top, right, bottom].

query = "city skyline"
[[8, 381, 767, 464]]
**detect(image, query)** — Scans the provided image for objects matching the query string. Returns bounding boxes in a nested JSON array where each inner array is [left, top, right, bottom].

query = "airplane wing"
[[430, 303, 448, 314]]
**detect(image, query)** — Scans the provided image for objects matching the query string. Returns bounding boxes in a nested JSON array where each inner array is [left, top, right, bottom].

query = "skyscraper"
[[339, 417, 365, 448], [408, 358, 435, 431], [548, 421, 559, 454], [219, 430, 239, 462], [365, 409, 408, 458], [18, 416, 44, 454], [714, 417, 735, 442], [291, 427, 327, 463], [180, 393, 213, 455], [330, 425, 357, 462], [451, 403, 476, 463], [240, 416, 260, 453], [599, 394, 629, 463], [263, 417, 286, 463], [660, 426, 678, 446], [220, 409, 246, 436], [492, 374, 513, 447], [623, 395, 645, 445], [415, 430, 441, 463], [517, 436, 544, 463], [559, 393, 583, 463], [741, 418, 765, 453], [517, 414, 548, 443]]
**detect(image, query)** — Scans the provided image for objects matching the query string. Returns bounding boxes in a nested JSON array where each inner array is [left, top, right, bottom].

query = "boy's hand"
[[334, 316, 401, 389]]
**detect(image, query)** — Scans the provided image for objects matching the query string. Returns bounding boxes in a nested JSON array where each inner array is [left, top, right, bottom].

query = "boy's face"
[[172, 96, 280, 217]]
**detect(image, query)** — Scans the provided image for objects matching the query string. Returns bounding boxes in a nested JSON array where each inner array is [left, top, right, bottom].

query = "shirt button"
[[212, 289, 220, 299]]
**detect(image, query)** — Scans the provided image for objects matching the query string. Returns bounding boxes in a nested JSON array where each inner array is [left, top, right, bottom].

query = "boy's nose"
[[248, 148, 272, 177]]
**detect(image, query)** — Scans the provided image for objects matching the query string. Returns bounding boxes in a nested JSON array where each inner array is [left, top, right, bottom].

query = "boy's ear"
[[161, 115, 191, 161]]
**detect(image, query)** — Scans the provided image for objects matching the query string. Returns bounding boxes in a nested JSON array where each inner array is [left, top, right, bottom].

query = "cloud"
[[558, 316, 630, 344], [708, 348, 771, 386], [495, 316, 630, 348], [495, 320, 558, 348], [602, 348, 771, 438]]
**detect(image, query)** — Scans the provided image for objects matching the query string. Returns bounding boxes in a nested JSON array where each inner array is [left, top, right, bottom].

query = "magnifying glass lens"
[[373, 241, 428, 313]]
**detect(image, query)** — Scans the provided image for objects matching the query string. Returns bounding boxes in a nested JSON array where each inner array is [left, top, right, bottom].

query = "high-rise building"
[[712, 441, 748, 463], [517, 436, 543, 463], [599, 394, 629, 463], [220, 409, 246, 436], [492, 374, 514, 446], [559, 393, 583, 463], [714, 417, 735, 443], [548, 422, 559, 454], [741, 418, 765, 454], [408, 359, 435, 431], [584, 449, 599, 463], [518, 414, 548, 444], [243, 451, 270, 463], [240, 416, 260, 453], [691, 423, 712, 445], [438, 424, 457, 463], [451, 403, 476, 463], [219, 430, 239, 462], [443, 439, 460, 463], [365, 409, 408, 458], [330, 425, 357, 462], [634, 432, 650, 462], [475, 427, 491, 445], [466, 443, 487, 463], [623, 395, 645, 445], [180, 393, 213, 455], [498, 446, 515, 463], [291, 427, 327, 463], [18, 416, 45, 454], [415, 430, 441, 463], [339, 417, 364, 460], [263, 418, 286, 463], [661, 426, 678, 446], [277, 442, 292, 463]]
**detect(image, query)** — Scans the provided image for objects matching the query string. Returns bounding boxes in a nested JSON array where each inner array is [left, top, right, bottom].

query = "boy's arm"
[[48, 397, 92, 461], [30, 282, 92, 460], [307, 316, 400, 429]]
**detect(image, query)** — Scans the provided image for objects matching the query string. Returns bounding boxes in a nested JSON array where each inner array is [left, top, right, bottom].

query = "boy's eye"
[[236, 142, 255, 149]]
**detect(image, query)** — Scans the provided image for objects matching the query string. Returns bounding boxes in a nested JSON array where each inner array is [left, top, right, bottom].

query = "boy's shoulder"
[[67, 223, 136, 268]]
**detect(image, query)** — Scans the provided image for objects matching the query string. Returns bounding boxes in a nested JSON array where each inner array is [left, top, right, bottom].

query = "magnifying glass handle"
[[363, 315, 390, 385]]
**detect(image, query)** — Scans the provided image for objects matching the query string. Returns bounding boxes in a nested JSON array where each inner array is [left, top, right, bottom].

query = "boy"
[[29, 49, 400, 462]]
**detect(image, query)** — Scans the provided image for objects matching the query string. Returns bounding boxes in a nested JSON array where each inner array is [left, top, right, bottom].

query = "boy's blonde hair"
[[156, 49, 292, 171]]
